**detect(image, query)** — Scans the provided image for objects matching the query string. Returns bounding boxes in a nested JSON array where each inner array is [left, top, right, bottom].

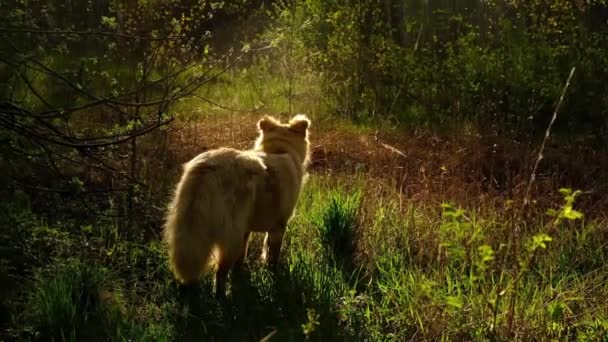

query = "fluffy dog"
[[163, 114, 311, 297]]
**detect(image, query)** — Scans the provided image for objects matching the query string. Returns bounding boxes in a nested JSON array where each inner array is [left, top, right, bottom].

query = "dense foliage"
[[264, 0, 608, 140], [1, 1, 607, 341]]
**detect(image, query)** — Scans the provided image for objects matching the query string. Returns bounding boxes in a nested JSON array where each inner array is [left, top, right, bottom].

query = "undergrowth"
[[3, 175, 608, 341]]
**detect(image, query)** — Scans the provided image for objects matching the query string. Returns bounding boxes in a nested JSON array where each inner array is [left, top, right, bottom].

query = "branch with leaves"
[[0, 23, 268, 214]]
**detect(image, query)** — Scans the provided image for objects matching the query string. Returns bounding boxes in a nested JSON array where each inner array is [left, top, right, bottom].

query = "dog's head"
[[254, 114, 311, 165]]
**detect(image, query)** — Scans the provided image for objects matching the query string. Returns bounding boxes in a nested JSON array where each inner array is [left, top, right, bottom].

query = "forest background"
[[1, 0, 608, 340]]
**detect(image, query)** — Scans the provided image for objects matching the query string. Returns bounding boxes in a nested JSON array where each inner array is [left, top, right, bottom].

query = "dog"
[[163, 114, 311, 297]]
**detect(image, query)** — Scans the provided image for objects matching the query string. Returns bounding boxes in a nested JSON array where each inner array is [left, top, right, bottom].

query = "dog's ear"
[[289, 114, 310, 134], [258, 116, 280, 131]]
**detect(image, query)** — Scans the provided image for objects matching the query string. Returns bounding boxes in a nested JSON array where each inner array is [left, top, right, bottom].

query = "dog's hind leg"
[[215, 233, 245, 299], [234, 232, 251, 271], [263, 226, 286, 268]]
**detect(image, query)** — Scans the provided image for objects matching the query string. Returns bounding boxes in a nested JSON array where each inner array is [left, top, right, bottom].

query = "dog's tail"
[[163, 161, 218, 285]]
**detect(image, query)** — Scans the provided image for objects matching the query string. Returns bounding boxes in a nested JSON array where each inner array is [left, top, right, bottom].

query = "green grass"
[[19, 260, 147, 341], [169, 54, 336, 124], [5, 175, 608, 341]]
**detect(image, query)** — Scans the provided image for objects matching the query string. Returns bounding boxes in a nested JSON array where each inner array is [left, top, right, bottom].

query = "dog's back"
[[249, 152, 306, 231], [164, 147, 266, 284]]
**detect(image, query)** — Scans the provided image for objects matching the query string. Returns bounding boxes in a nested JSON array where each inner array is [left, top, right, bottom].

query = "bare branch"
[[523, 67, 576, 208], [0, 27, 189, 41], [0, 112, 174, 149], [191, 94, 265, 113]]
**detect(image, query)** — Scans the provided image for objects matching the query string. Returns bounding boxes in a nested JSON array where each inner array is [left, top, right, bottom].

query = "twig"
[[414, 23, 423, 52], [388, 24, 423, 118], [523, 67, 576, 208], [0, 114, 174, 149], [0, 27, 188, 41], [191, 94, 265, 113], [507, 66, 576, 336], [259, 329, 278, 342]]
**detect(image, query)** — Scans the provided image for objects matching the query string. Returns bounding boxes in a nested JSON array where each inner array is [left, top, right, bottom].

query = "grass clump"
[[20, 259, 137, 341], [315, 188, 361, 271]]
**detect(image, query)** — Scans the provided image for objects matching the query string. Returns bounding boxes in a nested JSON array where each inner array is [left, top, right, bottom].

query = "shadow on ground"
[[173, 263, 352, 342]]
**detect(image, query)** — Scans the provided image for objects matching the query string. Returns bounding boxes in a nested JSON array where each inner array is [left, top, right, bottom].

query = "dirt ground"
[[156, 113, 608, 219]]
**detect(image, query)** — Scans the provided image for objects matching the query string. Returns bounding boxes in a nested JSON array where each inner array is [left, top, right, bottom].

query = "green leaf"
[[562, 207, 583, 220], [547, 301, 568, 322], [445, 295, 463, 309], [546, 208, 558, 217], [101, 16, 117, 30], [477, 245, 495, 264], [527, 233, 553, 253]]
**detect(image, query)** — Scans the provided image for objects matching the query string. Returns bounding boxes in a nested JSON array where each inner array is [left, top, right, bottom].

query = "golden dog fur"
[[163, 114, 311, 296]]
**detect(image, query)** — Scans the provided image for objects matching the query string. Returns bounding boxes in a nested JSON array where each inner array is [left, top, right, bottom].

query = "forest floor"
[[3, 113, 608, 341]]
